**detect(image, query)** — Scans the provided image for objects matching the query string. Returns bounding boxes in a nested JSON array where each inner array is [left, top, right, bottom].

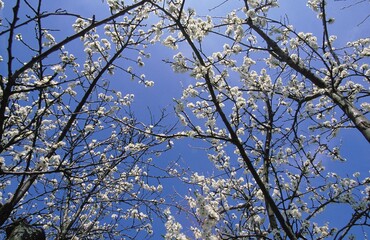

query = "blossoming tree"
[[0, 0, 369, 239], [0, 0, 172, 239], [152, 0, 370, 239]]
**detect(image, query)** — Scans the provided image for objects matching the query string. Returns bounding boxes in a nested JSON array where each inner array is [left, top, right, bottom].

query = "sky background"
[[1, 0, 369, 238]]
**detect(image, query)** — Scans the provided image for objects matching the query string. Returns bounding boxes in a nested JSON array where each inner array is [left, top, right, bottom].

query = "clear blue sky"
[[1, 0, 369, 238]]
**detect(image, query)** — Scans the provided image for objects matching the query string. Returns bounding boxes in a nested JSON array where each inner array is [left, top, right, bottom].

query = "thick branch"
[[247, 19, 370, 143], [152, 3, 298, 239], [0, 0, 149, 145], [0, 33, 128, 227]]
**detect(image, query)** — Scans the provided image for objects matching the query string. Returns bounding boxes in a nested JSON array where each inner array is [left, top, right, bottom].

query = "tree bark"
[[247, 20, 370, 143]]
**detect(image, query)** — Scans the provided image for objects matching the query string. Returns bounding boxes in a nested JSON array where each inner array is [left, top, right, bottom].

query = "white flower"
[[15, 34, 22, 41], [175, 101, 184, 113], [236, 96, 246, 108], [247, 9, 256, 18], [36, 157, 49, 170], [172, 52, 188, 73], [51, 64, 63, 73], [163, 35, 178, 50], [164, 208, 188, 240], [137, 56, 145, 67], [144, 80, 154, 87], [178, 114, 188, 126], [252, 215, 264, 225], [84, 124, 94, 132], [43, 31, 56, 46]]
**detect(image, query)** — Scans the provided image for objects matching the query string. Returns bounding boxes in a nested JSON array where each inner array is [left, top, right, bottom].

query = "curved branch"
[[0, 29, 130, 227], [0, 0, 149, 145], [246, 19, 370, 143], [151, 2, 298, 239]]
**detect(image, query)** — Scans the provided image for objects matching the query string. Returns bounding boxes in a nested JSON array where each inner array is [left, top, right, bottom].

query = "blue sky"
[[1, 0, 369, 238], [123, 1, 370, 237]]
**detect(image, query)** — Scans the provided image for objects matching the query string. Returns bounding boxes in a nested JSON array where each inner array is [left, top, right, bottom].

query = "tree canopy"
[[0, 0, 369, 239]]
